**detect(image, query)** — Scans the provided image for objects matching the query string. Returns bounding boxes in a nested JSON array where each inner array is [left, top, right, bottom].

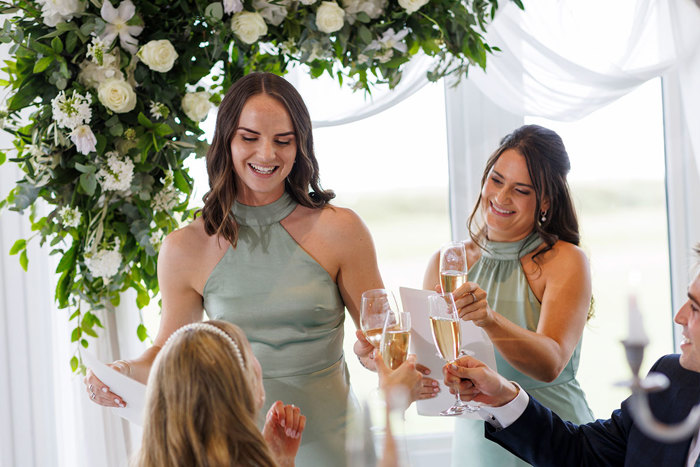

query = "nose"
[[494, 186, 510, 205], [674, 302, 689, 325], [259, 138, 276, 162]]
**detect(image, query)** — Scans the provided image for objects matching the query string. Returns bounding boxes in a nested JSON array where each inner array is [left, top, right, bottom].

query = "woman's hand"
[[443, 355, 519, 407], [452, 281, 495, 327], [375, 353, 423, 405], [353, 329, 377, 371], [83, 361, 130, 408], [414, 363, 440, 399], [262, 400, 306, 467]]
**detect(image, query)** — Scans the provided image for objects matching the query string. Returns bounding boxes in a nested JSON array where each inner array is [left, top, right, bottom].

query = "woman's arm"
[[83, 224, 208, 405], [459, 243, 591, 382]]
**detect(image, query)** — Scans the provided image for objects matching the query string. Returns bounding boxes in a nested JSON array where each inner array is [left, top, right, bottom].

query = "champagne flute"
[[361, 289, 399, 349], [380, 311, 411, 370], [428, 292, 478, 415], [439, 242, 468, 293]]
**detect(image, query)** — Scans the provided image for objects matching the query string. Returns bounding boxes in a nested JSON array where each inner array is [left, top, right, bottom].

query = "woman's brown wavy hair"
[[133, 320, 277, 467], [200, 72, 335, 246]]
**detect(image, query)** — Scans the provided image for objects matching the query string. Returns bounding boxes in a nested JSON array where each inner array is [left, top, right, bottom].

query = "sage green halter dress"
[[452, 233, 594, 467], [203, 192, 351, 466]]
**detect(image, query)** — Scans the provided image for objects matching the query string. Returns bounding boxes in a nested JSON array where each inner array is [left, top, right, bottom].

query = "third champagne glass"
[[439, 242, 468, 293], [428, 292, 478, 415], [361, 289, 399, 348]]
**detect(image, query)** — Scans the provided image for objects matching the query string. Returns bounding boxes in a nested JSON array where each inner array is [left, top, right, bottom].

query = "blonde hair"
[[133, 320, 277, 467]]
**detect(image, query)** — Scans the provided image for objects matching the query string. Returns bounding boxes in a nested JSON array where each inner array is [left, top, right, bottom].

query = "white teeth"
[[249, 163, 276, 174], [682, 337, 691, 345], [491, 203, 514, 214]]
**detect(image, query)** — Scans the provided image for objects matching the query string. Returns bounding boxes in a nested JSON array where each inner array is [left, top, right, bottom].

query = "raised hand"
[[262, 400, 306, 467], [83, 361, 129, 408]]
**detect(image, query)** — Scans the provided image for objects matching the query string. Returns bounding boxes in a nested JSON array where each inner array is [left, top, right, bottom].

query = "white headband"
[[164, 322, 245, 369]]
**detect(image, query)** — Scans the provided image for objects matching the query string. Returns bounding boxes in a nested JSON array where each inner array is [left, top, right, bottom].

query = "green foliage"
[[0, 0, 513, 371]]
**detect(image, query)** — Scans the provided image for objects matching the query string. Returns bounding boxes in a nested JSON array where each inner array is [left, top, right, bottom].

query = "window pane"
[[526, 77, 672, 417]]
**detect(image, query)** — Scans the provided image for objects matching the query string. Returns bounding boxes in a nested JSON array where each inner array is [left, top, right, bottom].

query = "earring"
[[540, 210, 548, 223]]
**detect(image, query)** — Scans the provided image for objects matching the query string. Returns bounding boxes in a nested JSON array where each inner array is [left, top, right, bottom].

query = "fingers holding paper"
[[84, 365, 127, 408]]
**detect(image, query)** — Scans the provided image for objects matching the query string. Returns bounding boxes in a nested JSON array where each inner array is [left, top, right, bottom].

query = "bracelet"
[[113, 359, 132, 377]]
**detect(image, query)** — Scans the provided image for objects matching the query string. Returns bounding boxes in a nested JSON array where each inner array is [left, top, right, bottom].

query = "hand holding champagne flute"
[[439, 242, 468, 293], [428, 292, 477, 416], [380, 311, 411, 370], [361, 289, 400, 349]]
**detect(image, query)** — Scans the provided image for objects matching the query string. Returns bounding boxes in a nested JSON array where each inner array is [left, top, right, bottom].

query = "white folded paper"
[[83, 351, 147, 426], [399, 287, 497, 418]]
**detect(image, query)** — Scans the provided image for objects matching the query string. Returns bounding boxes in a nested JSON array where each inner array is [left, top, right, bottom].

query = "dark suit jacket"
[[485, 355, 700, 466]]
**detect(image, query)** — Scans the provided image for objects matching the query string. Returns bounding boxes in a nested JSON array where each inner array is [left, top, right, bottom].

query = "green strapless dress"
[[203, 192, 352, 466], [452, 233, 594, 467]]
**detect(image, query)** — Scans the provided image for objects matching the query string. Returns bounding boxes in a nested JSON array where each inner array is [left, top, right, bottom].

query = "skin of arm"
[[424, 240, 592, 383]]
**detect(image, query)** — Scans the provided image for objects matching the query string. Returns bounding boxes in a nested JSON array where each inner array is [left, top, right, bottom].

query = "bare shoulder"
[[289, 203, 370, 240], [527, 240, 589, 275], [159, 217, 224, 269]]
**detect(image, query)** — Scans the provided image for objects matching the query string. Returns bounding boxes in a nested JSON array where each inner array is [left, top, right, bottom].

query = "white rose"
[[315, 2, 345, 34], [342, 0, 386, 24], [137, 40, 179, 73], [398, 0, 428, 14], [181, 92, 212, 122], [300, 0, 317, 4], [38, 0, 86, 27], [97, 78, 137, 114], [231, 11, 268, 44], [78, 61, 123, 89], [252, 0, 290, 26], [223, 0, 243, 14]]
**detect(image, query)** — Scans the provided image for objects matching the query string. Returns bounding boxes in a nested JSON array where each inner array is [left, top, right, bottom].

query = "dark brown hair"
[[200, 72, 334, 246], [468, 124, 580, 262]]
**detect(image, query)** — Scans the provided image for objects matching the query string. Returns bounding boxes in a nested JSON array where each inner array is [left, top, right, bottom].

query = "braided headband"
[[164, 322, 246, 369]]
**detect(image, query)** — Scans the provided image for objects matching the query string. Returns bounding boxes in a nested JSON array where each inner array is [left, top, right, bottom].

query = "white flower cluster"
[[152, 170, 180, 212], [86, 239, 122, 282], [96, 151, 135, 192], [58, 205, 82, 228], [150, 101, 169, 120], [37, 0, 86, 27], [149, 230, 164, 250], [86, 37, 109, 66], [363, 28, 409, 63], [51, 90, 92, 130]]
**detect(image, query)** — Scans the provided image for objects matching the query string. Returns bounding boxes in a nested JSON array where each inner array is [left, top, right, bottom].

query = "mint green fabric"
[[452, 232, 594, 467], [203, 192, 351, 466]]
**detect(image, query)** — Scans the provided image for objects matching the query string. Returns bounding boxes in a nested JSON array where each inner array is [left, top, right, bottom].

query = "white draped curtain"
[[2, 0, 700, 465]]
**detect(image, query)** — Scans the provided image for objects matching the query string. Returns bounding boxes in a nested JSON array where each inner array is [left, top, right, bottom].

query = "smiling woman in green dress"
[[424, 125, 595, 467], [82, 72, 398, 465]]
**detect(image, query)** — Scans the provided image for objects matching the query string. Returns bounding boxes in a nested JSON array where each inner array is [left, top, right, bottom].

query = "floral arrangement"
[[0, 0, 516, 371]]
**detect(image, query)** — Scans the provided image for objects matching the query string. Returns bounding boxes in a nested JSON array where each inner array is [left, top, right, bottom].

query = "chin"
[[680, 353, 700, 373]]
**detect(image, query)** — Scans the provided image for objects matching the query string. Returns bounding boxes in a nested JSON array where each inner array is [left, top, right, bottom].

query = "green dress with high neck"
[[452, 232, 594, 467], [203, 192, 351, 466]]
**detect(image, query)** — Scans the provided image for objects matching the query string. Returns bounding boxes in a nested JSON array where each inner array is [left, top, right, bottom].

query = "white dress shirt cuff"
[[479, 382, 529, 429]]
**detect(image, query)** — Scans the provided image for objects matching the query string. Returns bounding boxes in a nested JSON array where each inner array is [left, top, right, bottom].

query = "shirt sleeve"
[[479, 382, 529, 429]]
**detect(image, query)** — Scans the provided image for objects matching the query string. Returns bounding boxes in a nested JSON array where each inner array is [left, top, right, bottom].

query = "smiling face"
[[230, 93, 297, 206], [674, 272, 700, 372], [480, 149, 549, 242]]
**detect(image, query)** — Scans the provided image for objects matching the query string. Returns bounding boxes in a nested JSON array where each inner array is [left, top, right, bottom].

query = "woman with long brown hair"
[[424, 125, 594, 466], [133, 320, 305, 467], [84, 72, 413, 465]]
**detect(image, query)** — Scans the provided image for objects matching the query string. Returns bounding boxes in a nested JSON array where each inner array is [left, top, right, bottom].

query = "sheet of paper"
[[83, 352, 146, 426], [399, 287, 497, 418]]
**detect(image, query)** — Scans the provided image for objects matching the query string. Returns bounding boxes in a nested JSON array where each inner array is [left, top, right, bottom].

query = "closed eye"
[[241, 136, 257, 142], [275, 139, 292, 146]]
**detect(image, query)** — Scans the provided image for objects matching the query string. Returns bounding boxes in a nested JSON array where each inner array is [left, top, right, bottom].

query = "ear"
[[540, 197, 550, 213]]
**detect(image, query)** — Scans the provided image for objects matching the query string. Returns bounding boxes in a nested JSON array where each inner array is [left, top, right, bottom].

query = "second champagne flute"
[[361, 289, 399, 348], [439, 242, 468, 293], [428, 292, 478, 415], [380, 311, 411, 370]]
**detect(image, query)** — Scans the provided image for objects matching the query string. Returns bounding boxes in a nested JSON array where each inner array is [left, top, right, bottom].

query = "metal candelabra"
[[621, 339, 700, 442]]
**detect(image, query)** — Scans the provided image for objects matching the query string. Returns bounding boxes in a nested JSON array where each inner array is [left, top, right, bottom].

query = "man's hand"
[[443, 355, 519, 407]]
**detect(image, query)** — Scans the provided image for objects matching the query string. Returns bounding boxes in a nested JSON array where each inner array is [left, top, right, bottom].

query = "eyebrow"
[[237, 127, 295, 137], [492, 170, 534, 189]]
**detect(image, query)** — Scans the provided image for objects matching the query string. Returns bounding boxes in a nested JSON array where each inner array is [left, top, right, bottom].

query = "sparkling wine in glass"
[[440, 242, 468, 293], [361, 289, 399, 349], [380, 311, 411, 370], [428, 292, 478, 415]]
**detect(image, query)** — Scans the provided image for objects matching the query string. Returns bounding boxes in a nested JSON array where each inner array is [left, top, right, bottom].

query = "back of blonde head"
[[133, 320, 276, 467]]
